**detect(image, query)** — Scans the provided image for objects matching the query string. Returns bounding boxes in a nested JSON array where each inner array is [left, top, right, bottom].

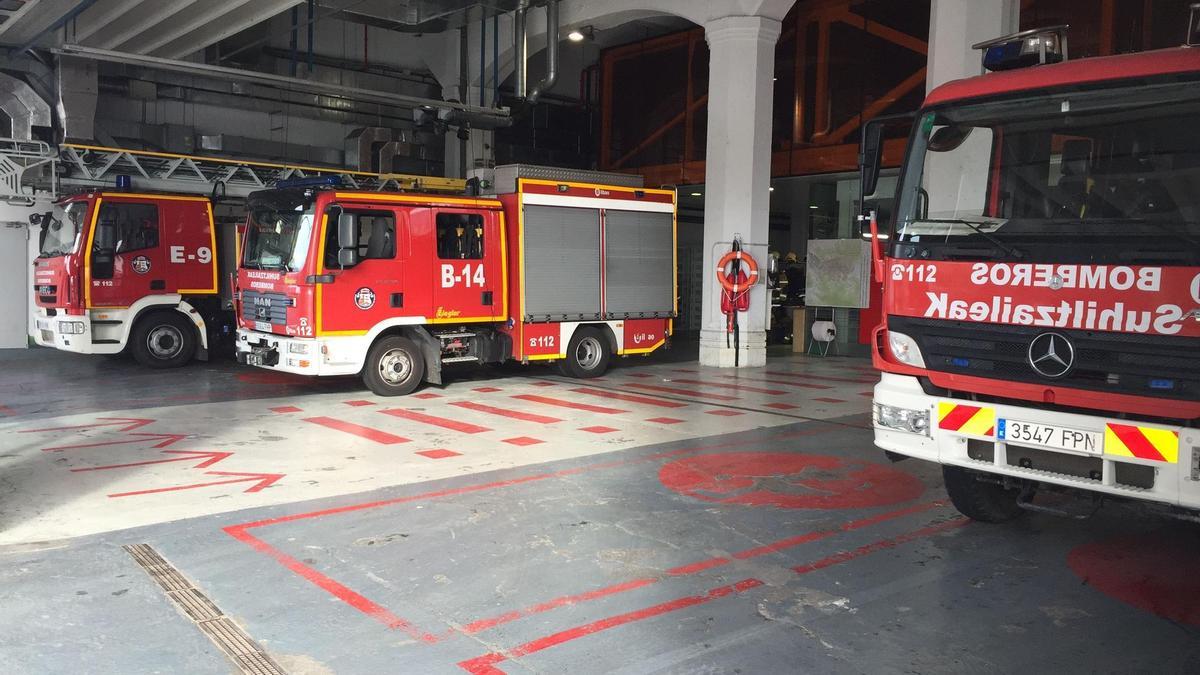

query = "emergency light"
[[274, 175, 341, 189], [973, 26, 1068, 73]]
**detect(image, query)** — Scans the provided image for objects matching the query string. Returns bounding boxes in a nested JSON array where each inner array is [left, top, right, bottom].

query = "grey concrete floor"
[[1, 346, 1198, 674]]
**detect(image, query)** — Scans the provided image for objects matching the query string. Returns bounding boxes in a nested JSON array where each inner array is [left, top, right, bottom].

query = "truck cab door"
[[317, 203, 411, 335], [431, 209, 500, 323], [89, 199, 164, 308]]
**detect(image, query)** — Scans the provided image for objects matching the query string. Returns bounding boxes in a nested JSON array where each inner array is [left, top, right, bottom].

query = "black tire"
[[130, 311, 197, 369], [942, 465, 1024, 523], [558, 326, 611, 378], [362, 335, 425, 396]]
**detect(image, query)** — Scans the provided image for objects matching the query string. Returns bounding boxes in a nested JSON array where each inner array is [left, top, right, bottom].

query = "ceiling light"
[[568, 29, 585, 42], [769, 187, 775, 191], [690, 192, 702, 197], [809, 205, 819, 209]]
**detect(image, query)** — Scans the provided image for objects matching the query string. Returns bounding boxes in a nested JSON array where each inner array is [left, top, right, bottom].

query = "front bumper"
[[873, 372, 1200, 509], [32, 309, 122, 355], [235, 328, 364, 377]]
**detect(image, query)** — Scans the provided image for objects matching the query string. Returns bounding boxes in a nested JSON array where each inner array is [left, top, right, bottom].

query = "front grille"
[[240, 291, 290, 325], [891, 316, 1198, 401]]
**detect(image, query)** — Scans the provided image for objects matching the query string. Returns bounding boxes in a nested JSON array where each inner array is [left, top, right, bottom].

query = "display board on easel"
[[804, 239, 871, 309]]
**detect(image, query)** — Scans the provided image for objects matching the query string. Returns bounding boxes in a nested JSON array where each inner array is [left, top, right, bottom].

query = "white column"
[[698, 16, 782, 368], [928, 0, 1019, 91]]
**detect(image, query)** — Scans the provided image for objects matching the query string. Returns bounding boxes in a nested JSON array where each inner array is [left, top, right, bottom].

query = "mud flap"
[[408, 328, 443, 385]]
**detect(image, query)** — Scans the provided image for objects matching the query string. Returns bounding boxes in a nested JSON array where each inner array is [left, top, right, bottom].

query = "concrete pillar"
[[698, 15, 782, 368], [928, 0, 1019, 92]]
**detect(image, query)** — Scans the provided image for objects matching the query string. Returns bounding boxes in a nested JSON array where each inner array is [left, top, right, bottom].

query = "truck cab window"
[[102, 202, 159, 253], [437, 213, 484, 259], [325, 210, 395, 267]]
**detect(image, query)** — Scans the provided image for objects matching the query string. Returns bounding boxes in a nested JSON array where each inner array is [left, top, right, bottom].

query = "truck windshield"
[[243, 202, 315, 272], [894, 80, 1200, 264], [37, 201, 88, 257]]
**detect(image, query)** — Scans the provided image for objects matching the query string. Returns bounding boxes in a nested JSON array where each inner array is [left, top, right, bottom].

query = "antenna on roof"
[[972, 25, 1069, 74]]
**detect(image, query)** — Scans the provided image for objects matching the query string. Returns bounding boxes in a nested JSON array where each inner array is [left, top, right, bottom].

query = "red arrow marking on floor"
[[20, 417, 155, 434], [71, 450, 233, 472], [43, 432, 189, 452], [108, 471, 284, 498]]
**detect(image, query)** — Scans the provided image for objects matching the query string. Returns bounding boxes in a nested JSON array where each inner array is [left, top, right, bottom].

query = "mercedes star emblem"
[[1027, 332, 1075, 379]]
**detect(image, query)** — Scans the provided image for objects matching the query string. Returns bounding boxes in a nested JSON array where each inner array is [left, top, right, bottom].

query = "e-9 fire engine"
[[234, 166, 676, 395], [31, 191, 235, 368], [862, 26, 1200, 522]]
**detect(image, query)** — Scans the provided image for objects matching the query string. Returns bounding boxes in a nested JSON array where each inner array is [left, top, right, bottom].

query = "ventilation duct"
[[346, 126, 393, 172], [56, 56, 98, 142], [0, 73, 51, 142], [527, 0, 559, 104]]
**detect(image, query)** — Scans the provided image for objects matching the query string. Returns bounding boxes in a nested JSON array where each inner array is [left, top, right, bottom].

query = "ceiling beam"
[[119, 0, 254, 54], [0, 0, 85, 46], [86, 0, 198, 50], [74, 0, 152, 43], [151, 0, 305, 60]]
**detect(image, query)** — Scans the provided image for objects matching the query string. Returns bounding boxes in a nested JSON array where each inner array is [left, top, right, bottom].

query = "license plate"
[[245, 353, 263, 366], [36, 319, 51, 331], [999, 419, 1101, 454], [254, 321, 272, 332]]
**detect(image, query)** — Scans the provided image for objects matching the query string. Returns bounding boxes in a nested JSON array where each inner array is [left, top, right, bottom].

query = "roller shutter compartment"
[[603, 209, 674, 318], [522, 205, 601, 321]]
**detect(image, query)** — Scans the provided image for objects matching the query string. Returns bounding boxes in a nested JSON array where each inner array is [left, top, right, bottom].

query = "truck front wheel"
[[131, 311, 197, 369], [942, 466, 1024, 523], [559, 327, 611, 378], [363, 335, 425, 396]]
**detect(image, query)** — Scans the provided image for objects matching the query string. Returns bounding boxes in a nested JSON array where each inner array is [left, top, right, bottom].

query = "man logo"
[[1027, 332, 1075, 379], [354, 287, 376, 310], [131, 256, 152, 275]]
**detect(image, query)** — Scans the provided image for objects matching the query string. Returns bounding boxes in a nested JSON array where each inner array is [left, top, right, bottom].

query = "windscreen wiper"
[[918, 218, 1024, 259]]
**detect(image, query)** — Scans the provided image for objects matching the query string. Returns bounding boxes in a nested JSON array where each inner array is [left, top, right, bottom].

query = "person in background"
[[783, 251, 805, 304]]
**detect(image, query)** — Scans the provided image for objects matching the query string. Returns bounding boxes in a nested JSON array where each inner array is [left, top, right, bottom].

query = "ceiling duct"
[[56, 56, 98, 143], [0, 72, 51, 141], [527, 0, 559, 104], [346, 126, 393, 172]]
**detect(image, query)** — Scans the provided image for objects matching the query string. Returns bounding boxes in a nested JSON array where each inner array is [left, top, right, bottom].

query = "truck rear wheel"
[[131, 311, 196, 369], [363, 335, 425, 396], [558, 327, 610, 379], [942, 465, 1024, 523]]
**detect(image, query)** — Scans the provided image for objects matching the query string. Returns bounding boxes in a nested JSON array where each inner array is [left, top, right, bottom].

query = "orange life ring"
[[716, 250, 759, 293]]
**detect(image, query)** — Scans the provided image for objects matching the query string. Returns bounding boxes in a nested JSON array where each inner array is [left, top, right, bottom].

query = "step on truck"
[[234, 166, 677, 395], [861, 26, 1200, 522], [32, 190, 236, 368]]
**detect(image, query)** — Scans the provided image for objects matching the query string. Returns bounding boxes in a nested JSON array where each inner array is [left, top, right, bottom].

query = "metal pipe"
[[492, 12, 499, 106], [527, 0, 559, 104], [514, 0, 529, 99], [307, 0, 315, 74], [53, 44, 510, 119], [479, 6, 486, 107]]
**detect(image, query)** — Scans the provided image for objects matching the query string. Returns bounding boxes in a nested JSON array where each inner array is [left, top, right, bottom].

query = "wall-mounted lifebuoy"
[[716, 250, 759, 293]]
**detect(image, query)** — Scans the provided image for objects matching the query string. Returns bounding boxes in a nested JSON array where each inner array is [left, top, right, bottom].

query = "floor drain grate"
[[124, 544, 287, 675]]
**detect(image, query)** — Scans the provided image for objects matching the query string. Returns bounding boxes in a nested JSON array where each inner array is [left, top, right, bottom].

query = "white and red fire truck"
[[31, 191, 234, 368], [863, 28, 1200, 521], [234, 166, 676, 395]]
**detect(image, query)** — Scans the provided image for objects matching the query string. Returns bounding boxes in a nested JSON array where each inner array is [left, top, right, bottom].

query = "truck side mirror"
[[336, 211, 359, 267], [92, 220, 116, 279], [860, 120, 885, 201]]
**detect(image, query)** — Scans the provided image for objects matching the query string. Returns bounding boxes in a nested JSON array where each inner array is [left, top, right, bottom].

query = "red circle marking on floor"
[[1067, 533, 1200, 626], [658, 452, 924, 510]]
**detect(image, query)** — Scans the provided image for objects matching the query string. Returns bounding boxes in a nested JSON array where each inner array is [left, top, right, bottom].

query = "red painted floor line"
[[460, 578, 658, 634], [570, 387, 687, 409], [269, 406, 302, 414], [413, 393, 443, 400], [623, 382, 738, 401], [303, 417, 411, 444], [764, 370, 878, 384], [344, 400, 376, 407], [705, 410, 744, 417], [814, 397, 849, 404], [763, 403, 800, 411], [512, 394, 627, 415], [715, 374, 833, 390], [473, 387, 502, 393], [417, 449, 462, 460], [458, 579, 765, 675], [0, 405, 13, 416], [222, 426, 843, 638], [670, 379, 787, 396], [451, 401, 562, 424], [456, 511, 964, 674], [502, 437, 544, 446], [646, 417, 685, 424], [579, 426, 618, 434], [379, 408, 491, 434]]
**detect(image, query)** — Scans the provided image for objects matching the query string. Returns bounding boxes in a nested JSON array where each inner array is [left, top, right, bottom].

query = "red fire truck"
[[31, 191, 234, 368], [862, 28, 1200, 521], [234, 167, 676, 395]]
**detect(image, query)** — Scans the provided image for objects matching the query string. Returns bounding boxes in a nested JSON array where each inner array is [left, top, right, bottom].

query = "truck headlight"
[[58, 321, 85, 335], [288, 342, 310, 355], [887, 331, 925, 368], [875, 403, 930, 435]]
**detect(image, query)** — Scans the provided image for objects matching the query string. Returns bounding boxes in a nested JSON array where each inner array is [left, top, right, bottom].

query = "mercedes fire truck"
[[234, 166, 676, 395], [31, 191, 235, 368], [863, 28, 1200, 522]]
